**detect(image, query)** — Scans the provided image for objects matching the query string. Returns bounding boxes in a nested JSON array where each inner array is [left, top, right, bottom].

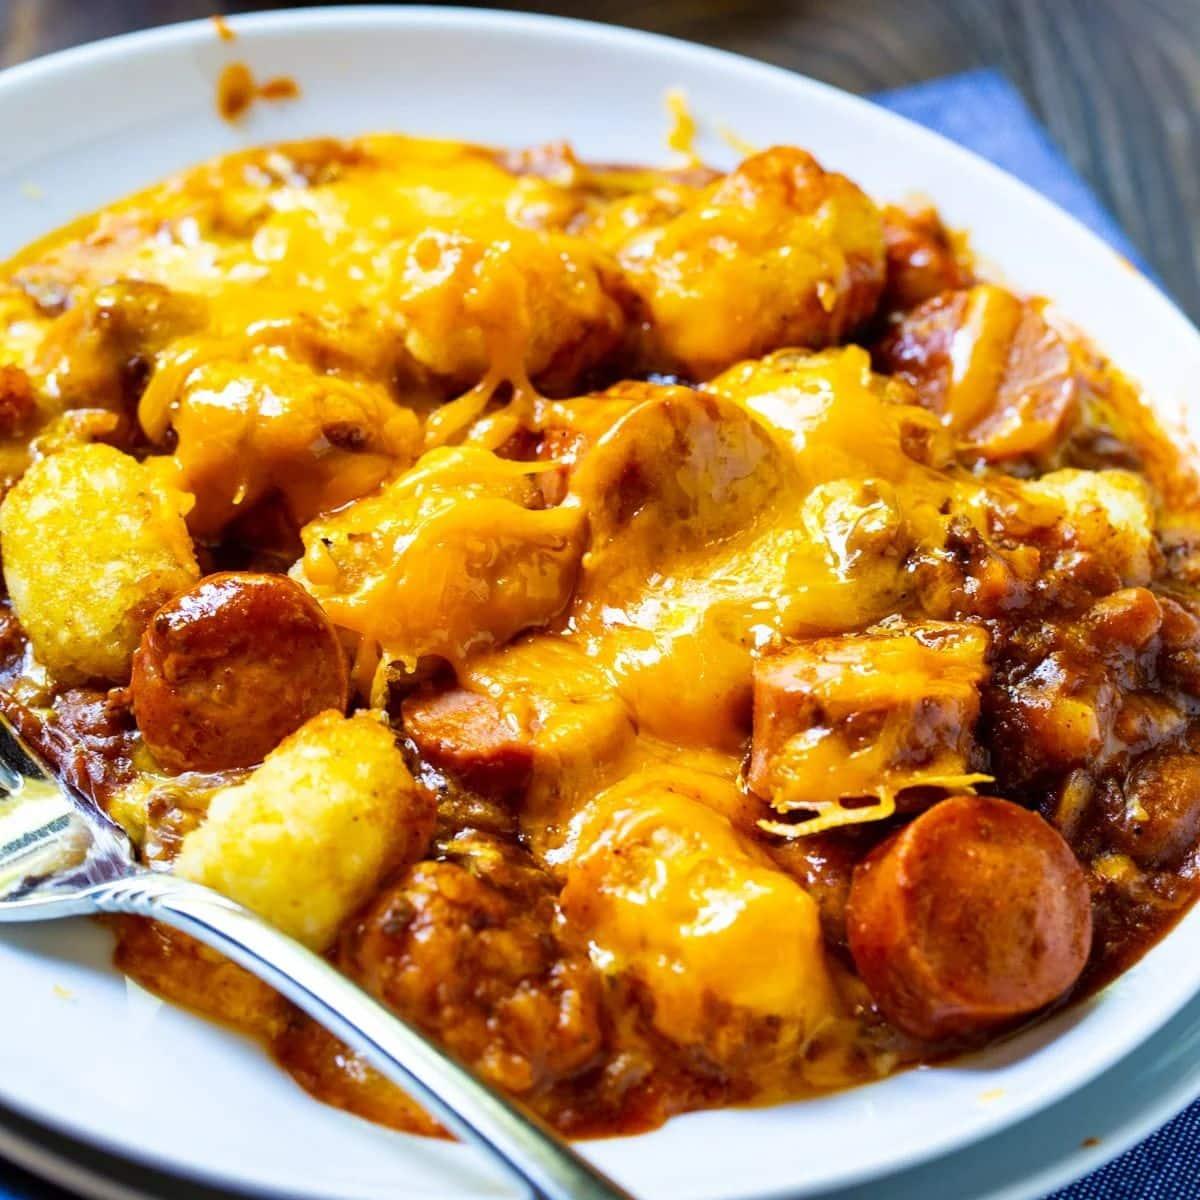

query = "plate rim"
[[3, 5, 1193, 344]]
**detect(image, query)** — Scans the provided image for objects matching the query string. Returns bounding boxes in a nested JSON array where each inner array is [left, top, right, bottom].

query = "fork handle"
[[87, 872, 635, 1200]]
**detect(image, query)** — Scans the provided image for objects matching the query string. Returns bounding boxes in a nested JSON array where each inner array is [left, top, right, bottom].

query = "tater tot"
[[1021, 468, 1156, 587], [175, 711, 433, 949], [152, 351, 422, 537], [0, 443, 199, 682], [291, 446, 584, 680], [614, 147, 885, 378], [394, 226, 628, 395], [563, 778, 839, 1067]]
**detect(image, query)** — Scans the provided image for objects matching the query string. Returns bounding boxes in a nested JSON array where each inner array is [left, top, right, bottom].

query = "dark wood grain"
[[2, 0, 1198, 319]]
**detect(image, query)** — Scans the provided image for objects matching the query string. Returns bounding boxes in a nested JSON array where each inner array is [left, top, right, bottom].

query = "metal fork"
[[0, 710, 634, 1200]]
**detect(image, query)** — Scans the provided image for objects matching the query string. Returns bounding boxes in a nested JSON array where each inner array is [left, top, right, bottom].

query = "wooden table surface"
[[3, 0, 1198, 320]]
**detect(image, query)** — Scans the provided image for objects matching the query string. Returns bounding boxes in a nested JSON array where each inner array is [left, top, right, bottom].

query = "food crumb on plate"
[[216, 61, 301, 123], [665, 88, 699, 164]]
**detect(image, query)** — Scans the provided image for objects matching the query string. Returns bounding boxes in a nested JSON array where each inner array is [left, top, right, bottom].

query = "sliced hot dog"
[[132, 571, 348, 773], [401, 687, 533, 796], [846, 794, 1092, 1040], [875, 286, 1080, 462], [880, 204, 971, 313]]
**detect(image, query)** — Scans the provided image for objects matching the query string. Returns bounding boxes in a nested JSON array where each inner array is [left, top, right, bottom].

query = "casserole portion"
[[0, 134, 1197, 1137]]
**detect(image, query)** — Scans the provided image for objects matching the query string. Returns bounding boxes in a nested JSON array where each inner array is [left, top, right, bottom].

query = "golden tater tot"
[[0, 443, 198, 682]]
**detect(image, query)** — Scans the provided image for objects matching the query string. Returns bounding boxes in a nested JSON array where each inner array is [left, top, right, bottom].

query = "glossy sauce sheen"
[[0, 134, 1199, 1138]]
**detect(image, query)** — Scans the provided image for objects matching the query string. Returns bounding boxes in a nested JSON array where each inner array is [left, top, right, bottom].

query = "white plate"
[[13, 932, 1200, 1200], [2, 8, 1200, 1200]]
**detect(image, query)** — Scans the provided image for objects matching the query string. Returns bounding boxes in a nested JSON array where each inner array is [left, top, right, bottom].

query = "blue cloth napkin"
[[873, 69, 1179, 1200], [0, 66, 1179, 1200]]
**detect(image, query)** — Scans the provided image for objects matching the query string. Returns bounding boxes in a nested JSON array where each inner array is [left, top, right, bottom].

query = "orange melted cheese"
[[945, 284, 1024, 431], [556, 349, 977, 760], [294, 447, 584, 693], [563, 778, 839, 1056]]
